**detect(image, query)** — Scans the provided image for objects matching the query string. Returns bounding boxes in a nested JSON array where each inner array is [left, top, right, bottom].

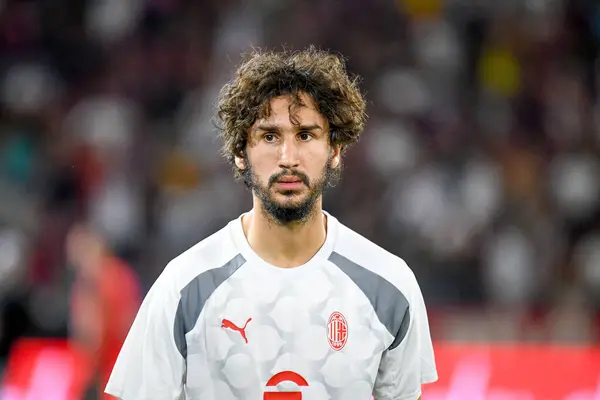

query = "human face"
[[236, 93, 341, 224]]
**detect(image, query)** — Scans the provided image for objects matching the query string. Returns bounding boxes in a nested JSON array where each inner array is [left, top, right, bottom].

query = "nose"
[[278, 136, 300, 169]]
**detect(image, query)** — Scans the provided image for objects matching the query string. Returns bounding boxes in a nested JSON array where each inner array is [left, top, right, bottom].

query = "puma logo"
[[221, 317, 252, 344]]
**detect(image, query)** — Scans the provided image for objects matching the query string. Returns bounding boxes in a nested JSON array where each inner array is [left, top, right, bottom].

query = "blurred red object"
[[0, 338, 92, 400], [424, 344, 600, 400]]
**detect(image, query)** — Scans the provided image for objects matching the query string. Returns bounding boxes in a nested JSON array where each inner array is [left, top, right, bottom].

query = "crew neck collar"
[[229, 210, 338, 273]]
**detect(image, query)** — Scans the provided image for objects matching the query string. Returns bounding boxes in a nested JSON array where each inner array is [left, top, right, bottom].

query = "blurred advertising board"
[[423, 344, 600, 400], [0, 339, 91, 400], [1, 339, 599, 400]]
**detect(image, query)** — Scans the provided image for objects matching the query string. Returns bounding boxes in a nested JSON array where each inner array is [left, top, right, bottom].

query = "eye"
[[298, 132, 312, 141], [264, 133, 276, 142]]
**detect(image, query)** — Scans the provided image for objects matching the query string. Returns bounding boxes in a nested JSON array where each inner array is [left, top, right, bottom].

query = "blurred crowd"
[[1, 0, 600, 379]]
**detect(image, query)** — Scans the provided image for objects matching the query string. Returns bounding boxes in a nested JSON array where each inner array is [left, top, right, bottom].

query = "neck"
[[242, 199, 327, 268]]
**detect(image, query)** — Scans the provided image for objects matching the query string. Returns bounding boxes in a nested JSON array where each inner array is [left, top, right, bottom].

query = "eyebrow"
[[254, 124, 323, 132]]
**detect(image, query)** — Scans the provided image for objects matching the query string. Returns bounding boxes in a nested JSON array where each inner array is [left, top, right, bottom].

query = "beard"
[[242, 155, 338, 225]]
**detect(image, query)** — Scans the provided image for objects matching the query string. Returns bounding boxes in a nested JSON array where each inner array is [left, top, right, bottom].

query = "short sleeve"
[[105, 273, 185, 400], [372, 275, 438, 400]]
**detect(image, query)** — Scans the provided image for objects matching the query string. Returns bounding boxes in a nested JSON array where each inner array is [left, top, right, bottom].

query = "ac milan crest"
[[327, 311, 348, 351]]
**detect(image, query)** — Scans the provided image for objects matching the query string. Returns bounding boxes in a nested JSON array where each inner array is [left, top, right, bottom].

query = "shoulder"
[[330, 221, 424, 347], [332, 221, 420, 298], [155, 221, 242, 295]]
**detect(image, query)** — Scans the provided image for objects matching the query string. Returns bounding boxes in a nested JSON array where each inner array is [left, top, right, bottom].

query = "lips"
[[277, 176, 302, 183]]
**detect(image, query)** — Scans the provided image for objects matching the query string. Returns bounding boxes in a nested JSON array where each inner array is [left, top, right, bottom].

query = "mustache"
[[268, 170, 310, 187]]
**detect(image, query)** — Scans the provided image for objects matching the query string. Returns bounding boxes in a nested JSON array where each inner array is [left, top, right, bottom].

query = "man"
[[67, 224, 141, 399], [106, 47, 437, 400]]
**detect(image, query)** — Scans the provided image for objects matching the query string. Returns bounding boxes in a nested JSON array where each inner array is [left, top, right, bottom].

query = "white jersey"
[[106, 212, 437, 400]]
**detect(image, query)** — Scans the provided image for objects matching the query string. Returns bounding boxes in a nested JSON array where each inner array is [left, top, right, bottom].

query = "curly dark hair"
[[215, 46, 367, 179]]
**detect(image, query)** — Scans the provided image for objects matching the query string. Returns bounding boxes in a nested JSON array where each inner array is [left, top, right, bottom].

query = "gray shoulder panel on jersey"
[[173, 253, 246, 359], [328, 251, 410, 350]]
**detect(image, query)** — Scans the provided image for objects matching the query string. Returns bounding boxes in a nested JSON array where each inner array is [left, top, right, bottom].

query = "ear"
[[234, 154, 246, 170], [330, 144, 342, 169]]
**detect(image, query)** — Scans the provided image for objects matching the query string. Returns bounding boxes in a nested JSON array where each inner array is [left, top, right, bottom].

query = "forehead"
[[255, 93, 328, 128]]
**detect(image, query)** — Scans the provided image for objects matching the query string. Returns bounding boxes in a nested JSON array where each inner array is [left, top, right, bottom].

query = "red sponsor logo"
[[221, 317, 252, 344], [263, 371, 309, 400], [327, 311, 348, 351]]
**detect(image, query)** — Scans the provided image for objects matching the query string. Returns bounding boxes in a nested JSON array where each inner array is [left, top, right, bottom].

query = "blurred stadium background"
[[0, 0, 599, 399]]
